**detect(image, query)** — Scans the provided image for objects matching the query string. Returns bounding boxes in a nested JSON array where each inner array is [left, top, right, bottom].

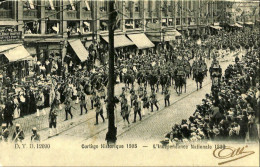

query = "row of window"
[[22, 17, 210, 35], [0, 0, 215, 13]]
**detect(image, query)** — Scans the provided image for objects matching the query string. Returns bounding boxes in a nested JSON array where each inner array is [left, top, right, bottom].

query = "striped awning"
[[0, 44, 33, 62], [101, 35, 134, 48], [68, 39, 89, 62], [127, 33, 155, 49]]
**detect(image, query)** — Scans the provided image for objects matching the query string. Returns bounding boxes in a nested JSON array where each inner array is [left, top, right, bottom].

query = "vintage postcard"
[[0, 0, 259, 166]]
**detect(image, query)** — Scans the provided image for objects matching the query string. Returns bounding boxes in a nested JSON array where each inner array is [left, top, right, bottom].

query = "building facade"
[[1, 0, 258, 59]]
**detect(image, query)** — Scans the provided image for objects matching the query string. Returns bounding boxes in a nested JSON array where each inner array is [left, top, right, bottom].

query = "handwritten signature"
[[213, 145, 255, 165]]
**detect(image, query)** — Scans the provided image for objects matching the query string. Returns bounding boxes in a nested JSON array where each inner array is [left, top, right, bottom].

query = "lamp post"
[[105, 0, 117, 145]]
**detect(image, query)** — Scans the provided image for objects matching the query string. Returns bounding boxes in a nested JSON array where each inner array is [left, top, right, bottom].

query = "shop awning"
[[68, 39, 89, 62], [210, 25, 222, 30], [0, 21, 19, 26], [0, 44, 33, 62], [163, 29, 182, 41], [127, 33, 155, 49], [101, 35, 134, 48]]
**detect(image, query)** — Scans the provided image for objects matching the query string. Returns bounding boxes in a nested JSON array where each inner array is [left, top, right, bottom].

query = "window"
[[45, 0, 58, 10], [176, 18, 180, 25], [67, 21, 80, 34], [134, 0, 139, 12], [23, 0, 36, 10], [83, 21, 92, 33], [68, 0, 76, 11], [177, 0, 181, 16], [153, 19, 158, 23], [0, 0, 12, 10], [100, 20, 108, 31], [162, 19, 167, 27], [46, 21, 59, 34], [146, 19, 152, 26], [24, 21, 40, 34], [134, 20, 141, 29], [125, 19, 133, 29], [144, 1, 149, 12], [99, 0, 107, 12], [168, 18, 174, 26], [125, 0, 131, 13], [151, 0, 156, 12], [182, 18, 186, 25], [188, 18, 192, 25]]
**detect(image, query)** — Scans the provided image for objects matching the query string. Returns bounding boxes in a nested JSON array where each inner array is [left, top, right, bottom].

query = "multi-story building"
[[0, 0, 232, 61]]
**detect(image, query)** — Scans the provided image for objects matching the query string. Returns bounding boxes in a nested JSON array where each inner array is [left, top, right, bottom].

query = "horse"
[[123, 72, 135, 89], [194, 69, 204, 90], [174, 74, 186, 95], [160, 74, 170, 94], [147, 73, 158, 92]]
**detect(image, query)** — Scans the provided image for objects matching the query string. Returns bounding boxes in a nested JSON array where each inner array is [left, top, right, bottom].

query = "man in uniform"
[[64, 97, 73, 120], [0, 123, 9, 142], [150, 89, 159, 112], [90, 89, 96, 110], [164, 87, 170, 107], [12, 124, 25, 142], [94, 96, 105, 125], [79, 90, 88, 115], [31, 127, 40, 142], [133, 96, 142, 123], [130, 90, 137, 107], [49, 99, 59, 137]]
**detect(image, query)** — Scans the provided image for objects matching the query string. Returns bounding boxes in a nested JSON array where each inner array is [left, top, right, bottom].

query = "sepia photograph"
[[0, 0, 259, 166]]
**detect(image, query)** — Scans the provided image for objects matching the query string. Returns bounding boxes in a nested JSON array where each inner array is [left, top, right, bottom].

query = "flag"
[[49, 0, 55, 10], [84, 0, 90, 11], [28, 0, 35, 9], [69, 0, 76, 11]]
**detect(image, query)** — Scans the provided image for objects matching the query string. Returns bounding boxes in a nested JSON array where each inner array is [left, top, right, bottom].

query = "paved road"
[[43, 50, 244, 144]]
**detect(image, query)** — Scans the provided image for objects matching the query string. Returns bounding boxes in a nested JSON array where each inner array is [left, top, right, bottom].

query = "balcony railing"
[[45, 10, 59, 19], [82, 11, 92, 20], [66, 10, 78, 19], [23, 9, 38, 19], [0, 10, 12, 19]]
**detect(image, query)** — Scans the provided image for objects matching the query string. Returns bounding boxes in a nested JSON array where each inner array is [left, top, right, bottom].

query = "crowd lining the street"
[[0, 26, 259, 143]]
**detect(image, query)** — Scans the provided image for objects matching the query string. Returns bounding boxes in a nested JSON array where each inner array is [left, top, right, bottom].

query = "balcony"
[[45, 10, 59, 20], [23, 9, 38, 19], [0, 10, 12, 19], [82, 11, 92, 20], [66, 10, 78, 19]]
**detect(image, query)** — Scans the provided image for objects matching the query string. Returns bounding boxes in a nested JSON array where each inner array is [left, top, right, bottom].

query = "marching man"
[[94, 96, 105, 125], [164, 87, 170, 107], [48, 99, 59, 137], [133, 96, 142, 123]]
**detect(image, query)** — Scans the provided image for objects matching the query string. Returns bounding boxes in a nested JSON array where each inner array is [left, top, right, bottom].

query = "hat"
[[16, 123, 20, 127], [1, 123, 7, 127], [32, 127, 37, 131]]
